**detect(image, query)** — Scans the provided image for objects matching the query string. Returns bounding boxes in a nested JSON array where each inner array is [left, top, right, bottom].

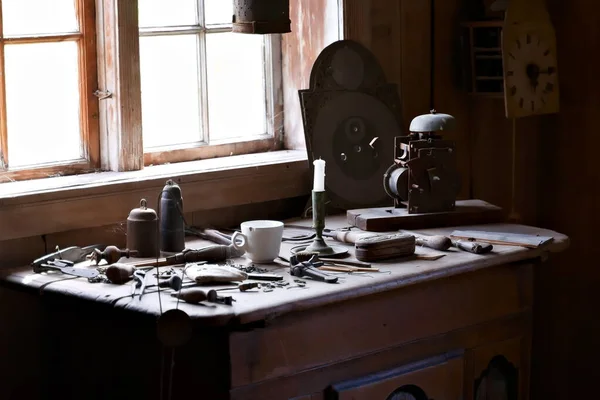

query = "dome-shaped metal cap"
[[128, 199, 157, 222], [409, 110, 456, 133]]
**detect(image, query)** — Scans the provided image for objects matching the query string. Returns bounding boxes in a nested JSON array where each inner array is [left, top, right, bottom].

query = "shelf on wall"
[[462, 20, 505, 97]]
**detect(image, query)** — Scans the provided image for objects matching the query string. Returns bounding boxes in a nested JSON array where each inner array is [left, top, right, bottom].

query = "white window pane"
[[138, 0, 197, 28], [140, 35, 202, 149], [5, 42, 81, 168], [2, 0, 78, 36], [205, 0, 232, 25], [206, 33, 267, 141]]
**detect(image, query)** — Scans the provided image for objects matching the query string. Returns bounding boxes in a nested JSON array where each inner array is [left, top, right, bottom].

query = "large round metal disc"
[[312, 92, 401, 208]]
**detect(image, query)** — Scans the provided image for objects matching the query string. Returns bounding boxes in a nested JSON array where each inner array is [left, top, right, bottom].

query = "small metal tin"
[[127, 199, 158, 257]]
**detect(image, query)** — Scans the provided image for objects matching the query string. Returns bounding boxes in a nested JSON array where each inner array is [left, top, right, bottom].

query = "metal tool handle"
[[453, 240, 493, 254], [300, 265, 338, 283]]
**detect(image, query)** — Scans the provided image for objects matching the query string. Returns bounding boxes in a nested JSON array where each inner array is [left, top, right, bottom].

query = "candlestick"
[[313, 159, 325, 192], [305, 158, 335, 256]]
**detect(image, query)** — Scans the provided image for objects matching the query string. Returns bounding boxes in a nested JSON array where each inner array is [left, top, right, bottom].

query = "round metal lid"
[[128, 199, 157, 222], [409, 110, 455, 133]]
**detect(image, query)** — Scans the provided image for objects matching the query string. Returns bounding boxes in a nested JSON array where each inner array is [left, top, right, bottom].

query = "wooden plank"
[[230, 313, 529, 399], [433, 0, 472, 199], [342, 0, 372, 48], [144, 137, 278, 166], [399, 0, 431, 127], [97, 0, 143, 171], [0, 2, 8, 170], [346, 199, 505, 232], [229, 263, 533, 387], [2, 33, 82, 44], [0, 157, 310, 241]]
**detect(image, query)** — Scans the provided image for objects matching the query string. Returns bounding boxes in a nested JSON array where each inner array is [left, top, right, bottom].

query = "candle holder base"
[[290, 243, 349, 258]]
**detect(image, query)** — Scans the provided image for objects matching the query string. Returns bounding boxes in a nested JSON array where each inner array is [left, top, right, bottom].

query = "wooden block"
[[346, 199, 504, 232]]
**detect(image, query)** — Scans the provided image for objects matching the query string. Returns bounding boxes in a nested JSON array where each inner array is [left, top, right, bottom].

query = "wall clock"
[[502, 0, 559, 118]]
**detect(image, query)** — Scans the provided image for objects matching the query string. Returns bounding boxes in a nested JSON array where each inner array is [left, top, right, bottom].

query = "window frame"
[[0, 0, 99, 183], [137, 12, 284, 166]]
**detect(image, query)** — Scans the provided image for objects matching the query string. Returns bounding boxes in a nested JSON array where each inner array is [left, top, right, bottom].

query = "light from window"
[[138, 0, 271, 151], [1, 0, 84, 168]]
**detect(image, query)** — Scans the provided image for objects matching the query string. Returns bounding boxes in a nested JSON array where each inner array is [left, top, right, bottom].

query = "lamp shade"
[[232, 0, 291, 34]]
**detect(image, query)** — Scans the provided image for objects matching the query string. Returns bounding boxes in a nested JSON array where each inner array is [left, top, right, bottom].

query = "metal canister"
[[160, 180, 185, 253], [127, 199, 158, 257]]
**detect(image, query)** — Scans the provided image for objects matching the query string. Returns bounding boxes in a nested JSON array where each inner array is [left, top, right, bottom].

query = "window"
[[0, 0, 98, 182], [138, 0, 282, 166], [0, 0, 282, 182]]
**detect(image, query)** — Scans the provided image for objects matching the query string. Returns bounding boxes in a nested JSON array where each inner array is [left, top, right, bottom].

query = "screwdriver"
[[217, 282, 260, 292]]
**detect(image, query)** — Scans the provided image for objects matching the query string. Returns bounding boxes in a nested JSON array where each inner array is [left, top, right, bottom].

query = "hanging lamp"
[[232, 0, 291, 34]]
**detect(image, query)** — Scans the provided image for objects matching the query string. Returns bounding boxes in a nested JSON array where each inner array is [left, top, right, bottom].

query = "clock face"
[[504, 33, 558, 114]]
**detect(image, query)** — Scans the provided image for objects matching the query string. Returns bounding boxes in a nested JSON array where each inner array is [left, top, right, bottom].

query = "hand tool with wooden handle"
[[217, 282, 260, 292], [131, 244, 242, 268], [106, 263, 135, 284], [90, 246, 138, 265], [407, 231, 492, 254]]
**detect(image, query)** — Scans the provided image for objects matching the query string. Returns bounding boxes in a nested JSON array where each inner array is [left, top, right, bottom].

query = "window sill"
[[0, 150, 310, 242]]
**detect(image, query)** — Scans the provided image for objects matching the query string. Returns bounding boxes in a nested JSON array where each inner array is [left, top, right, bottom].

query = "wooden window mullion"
[[0, 1, 7, 170], [97, 0, 143, 172], [77, 0, 100, 167], [198, 0, 209, 144]]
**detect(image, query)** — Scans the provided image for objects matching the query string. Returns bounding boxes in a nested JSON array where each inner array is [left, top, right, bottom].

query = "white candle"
[[313, 158, 326, 192]]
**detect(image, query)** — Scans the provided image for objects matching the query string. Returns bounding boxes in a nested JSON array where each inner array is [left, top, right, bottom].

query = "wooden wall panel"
[[531, 1, 600, 399], [282, 0, 341, 150]]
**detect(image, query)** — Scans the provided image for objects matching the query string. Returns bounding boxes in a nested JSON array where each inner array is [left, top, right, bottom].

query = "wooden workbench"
[[0, 216, 568, 400]]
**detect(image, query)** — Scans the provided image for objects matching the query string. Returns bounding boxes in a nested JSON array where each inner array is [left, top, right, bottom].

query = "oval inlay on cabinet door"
[[386, 384, 429, 400], [474, 355, 518, 400]]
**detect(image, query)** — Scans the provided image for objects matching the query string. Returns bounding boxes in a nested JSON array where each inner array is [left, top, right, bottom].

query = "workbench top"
[[0, 216, 569, 327]]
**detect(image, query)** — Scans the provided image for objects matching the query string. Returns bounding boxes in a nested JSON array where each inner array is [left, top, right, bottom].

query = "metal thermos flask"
[[160, 179, 185, 253], [127, 199, 158, 257]]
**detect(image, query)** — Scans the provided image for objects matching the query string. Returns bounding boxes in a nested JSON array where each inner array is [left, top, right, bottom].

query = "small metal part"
[[246, 273, 283, 281], [206, 290, 235, 306], [139, 272, 151, 300], [93, 89, 112, 100], [131, 270, 145, 296], [289, 255, 338, 284]]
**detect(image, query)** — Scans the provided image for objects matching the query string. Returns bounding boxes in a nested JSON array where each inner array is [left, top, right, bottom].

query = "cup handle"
[[231, 232, 248, 252]]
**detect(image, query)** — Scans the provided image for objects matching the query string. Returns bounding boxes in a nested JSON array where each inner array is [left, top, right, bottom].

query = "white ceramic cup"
[[231, 220, 284, 263]]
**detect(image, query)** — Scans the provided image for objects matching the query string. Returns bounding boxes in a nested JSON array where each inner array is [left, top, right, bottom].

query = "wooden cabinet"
[[468, 337, 529, 400], [229, 262, 535, 400], [328, 351, 464, 400]]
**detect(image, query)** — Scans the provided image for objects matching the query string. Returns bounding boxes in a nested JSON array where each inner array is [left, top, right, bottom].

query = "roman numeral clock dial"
[[501, 0, 560, 118]]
